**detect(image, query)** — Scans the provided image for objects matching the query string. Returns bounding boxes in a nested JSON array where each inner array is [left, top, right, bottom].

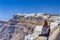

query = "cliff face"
[[1, 13, 59, 40], [10, 15, 42, 40], [0, 14, 43, 40]]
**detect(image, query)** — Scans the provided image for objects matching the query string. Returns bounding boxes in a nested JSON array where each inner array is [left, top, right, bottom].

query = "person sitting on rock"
[[39, 20, 50, 40]]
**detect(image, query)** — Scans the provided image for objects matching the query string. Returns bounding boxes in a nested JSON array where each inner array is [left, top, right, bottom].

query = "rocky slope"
[[0, 13, 60, 40]]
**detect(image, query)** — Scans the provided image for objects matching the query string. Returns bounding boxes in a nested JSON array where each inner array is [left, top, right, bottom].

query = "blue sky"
[[0, 0, 60, 21]]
